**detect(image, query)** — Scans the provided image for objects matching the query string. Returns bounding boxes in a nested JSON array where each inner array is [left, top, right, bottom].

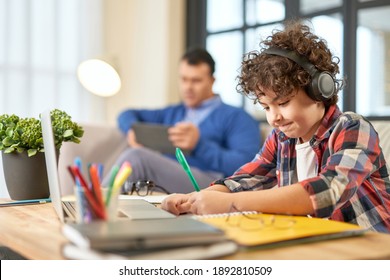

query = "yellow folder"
[[196, 212, 366, 247]]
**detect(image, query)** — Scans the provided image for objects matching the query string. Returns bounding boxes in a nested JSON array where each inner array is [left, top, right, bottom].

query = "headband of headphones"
[[262, 47, 335, 101]]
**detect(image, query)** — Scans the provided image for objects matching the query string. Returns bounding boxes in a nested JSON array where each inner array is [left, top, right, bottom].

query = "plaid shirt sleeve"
[[300, 113, 390, 226], [212, 130, 279, 191]]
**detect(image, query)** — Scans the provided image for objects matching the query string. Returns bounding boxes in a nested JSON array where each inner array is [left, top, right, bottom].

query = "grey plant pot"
[[2, 151, 50, 200]]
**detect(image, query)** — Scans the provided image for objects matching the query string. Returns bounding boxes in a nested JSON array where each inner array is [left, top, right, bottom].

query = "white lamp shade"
[[77, 59, 121, 97]]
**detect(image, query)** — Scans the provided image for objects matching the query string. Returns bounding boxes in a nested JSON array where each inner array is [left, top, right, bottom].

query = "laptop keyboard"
[[61, 199, 174, 222], [62, 201, 77, 220]]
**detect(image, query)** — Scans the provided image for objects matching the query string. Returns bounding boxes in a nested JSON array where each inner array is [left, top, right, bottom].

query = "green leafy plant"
[[0, 109, 84, 157]]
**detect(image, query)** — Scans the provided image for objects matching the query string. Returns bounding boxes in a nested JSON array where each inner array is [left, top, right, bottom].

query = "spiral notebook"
[[193, 212, 367, 248]]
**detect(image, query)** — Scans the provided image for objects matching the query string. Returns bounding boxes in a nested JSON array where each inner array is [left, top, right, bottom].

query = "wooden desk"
[[1, 200, 390, 260]]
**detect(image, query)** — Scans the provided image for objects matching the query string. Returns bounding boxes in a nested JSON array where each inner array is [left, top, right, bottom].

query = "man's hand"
[[126, 129, 143, 147], [168, 122, 200, 151]]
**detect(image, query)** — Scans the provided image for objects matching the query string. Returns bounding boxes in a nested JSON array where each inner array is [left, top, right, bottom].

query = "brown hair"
[[181, 48, 215, 76], [237, 20, 345, 107]]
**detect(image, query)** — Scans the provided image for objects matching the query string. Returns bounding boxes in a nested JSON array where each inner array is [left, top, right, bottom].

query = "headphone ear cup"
[[262, 47, 336, 101], [308, 72, 321, 101], [310, 71, 335, 101]]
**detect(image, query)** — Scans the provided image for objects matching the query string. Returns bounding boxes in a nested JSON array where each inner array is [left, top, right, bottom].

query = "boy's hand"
[[186, 191, 233, 215], [161, 193, 192, 215]]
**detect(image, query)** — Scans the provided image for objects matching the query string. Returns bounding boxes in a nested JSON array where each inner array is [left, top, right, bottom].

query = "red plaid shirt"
[[214, 105, 390, 232]]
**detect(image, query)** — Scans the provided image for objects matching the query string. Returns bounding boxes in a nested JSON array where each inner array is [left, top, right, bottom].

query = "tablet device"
[[132, 123, 176, 154]]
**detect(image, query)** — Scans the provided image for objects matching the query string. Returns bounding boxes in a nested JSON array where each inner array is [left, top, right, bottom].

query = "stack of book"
[[62, 212, 367, 259], [61, 217, 238, 260]]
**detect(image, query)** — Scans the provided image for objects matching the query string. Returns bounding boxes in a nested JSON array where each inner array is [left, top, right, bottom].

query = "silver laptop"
[[40, 110, 175, 223]]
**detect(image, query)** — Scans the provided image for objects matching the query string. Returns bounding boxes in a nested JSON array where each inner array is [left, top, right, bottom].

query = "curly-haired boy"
[[162, 20, 390, 233]]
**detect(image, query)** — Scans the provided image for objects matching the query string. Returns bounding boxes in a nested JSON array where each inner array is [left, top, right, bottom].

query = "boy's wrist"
[[203, 184, 230, 192]]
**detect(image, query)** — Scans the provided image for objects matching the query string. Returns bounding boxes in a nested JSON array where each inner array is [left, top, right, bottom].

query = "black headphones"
[[263, 47, 335, 101]]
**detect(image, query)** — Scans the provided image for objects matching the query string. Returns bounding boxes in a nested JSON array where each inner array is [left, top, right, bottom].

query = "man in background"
[[107, 48, 261, 193]]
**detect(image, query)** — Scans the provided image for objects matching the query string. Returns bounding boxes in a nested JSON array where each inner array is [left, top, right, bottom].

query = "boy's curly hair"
[[237, 20, 345, 107]]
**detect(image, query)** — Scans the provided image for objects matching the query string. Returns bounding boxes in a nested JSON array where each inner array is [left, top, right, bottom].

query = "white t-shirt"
[[295, 140, 317, 181]]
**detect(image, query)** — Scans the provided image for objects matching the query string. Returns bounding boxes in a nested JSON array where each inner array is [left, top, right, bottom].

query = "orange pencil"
[[89, 164, 106, 217]]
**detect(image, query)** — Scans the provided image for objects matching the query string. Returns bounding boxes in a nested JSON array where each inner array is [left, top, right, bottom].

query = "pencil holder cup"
[[73, 186, 91, 224], [73, 186, 120, 223], [101, 186, 120, 221]]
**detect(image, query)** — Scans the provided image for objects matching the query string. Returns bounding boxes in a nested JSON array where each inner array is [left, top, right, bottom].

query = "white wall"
[[103, 0, 185, 124], [0, 0, 185, 198]]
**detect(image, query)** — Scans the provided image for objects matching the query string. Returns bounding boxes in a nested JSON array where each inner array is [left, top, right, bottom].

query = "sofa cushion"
[[58, 124, 127, 195], [371, 121, 390, 164]]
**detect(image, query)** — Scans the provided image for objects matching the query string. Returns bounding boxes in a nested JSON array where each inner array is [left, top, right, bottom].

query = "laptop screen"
[[41, 110, 65, 222]]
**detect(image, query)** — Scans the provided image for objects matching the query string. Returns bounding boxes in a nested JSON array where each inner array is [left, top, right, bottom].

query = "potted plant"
[[0, 109, 84, 200]]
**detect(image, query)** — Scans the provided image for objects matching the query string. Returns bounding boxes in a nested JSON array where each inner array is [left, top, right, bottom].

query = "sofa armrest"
[[371, 121, 390, 165], [58, 124, 127, 195]]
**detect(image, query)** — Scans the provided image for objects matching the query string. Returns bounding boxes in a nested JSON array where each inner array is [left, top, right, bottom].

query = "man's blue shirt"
[[118, 98, 261, 177]]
